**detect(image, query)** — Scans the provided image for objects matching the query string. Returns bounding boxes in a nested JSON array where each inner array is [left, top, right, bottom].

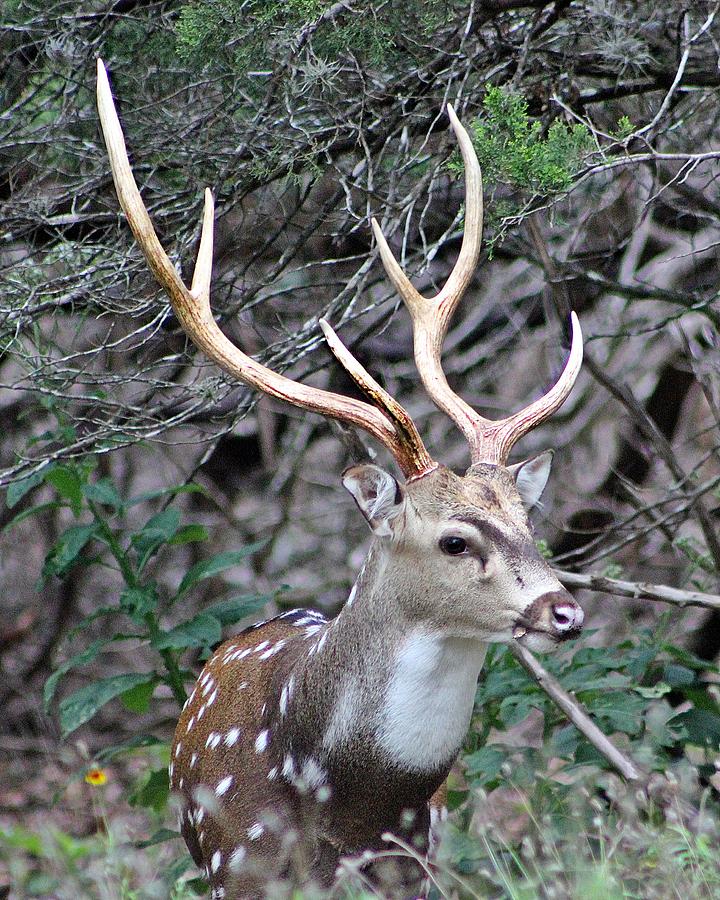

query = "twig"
[[510, 641, 644, 782], [553, 568, 720, 612]]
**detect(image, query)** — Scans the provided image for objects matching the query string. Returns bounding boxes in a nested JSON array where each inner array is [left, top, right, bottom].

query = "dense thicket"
[[2, 1, 720, 895]]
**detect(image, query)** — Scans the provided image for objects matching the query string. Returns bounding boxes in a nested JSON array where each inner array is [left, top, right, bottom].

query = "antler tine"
[[371, 102, 582, 466], [370, 103, 486, 453], [96, 59, 435, 479], [471, 312, 584, 465]]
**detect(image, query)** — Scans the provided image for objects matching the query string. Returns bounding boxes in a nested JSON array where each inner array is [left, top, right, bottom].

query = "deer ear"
[[342, 464, 405, 537], [507, 450, 553, 509]]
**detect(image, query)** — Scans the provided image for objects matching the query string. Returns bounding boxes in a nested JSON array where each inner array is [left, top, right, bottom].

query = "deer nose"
[[538, 590, 584, 635]]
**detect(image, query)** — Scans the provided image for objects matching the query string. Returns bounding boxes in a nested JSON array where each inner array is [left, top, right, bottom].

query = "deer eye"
[[439, 536, 468, 555]]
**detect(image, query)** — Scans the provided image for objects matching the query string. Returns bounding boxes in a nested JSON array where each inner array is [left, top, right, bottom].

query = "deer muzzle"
[[513, 589, 584, 642]]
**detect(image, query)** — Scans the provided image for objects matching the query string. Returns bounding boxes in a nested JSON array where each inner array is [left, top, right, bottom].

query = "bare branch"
[[510, 641, 645, 782]]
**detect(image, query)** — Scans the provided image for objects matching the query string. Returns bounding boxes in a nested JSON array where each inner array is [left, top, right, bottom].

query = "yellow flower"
[[85, 766, 107, 786]]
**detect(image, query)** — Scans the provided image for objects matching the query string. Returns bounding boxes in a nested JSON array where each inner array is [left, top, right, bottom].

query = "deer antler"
[[96, 59, 435, 479], [372, 103, 583, 465]]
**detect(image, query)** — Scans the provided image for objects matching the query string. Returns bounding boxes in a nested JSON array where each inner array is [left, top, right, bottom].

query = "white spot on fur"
[[202, 677, 215, 696], [346, 582, 357, 607], [304, 624, 322, 637], [196, 704, 205, 721], [259, 639, 287, 659], [174, 742, 182, 757], [228, 845, 246, 872], [316, 631, 329, 653], [255, 729, 269, 753], [254, 641, 270, 653], [224, 727, 241, 747], [238, 681, 248, 690], [186, 715, 195, 732], [376, 633, 487, 771], [322, 680, 362, 750], [216, 775, 233, 796], [267, 766, 278, 781], [211, 849, 222, 873], [300, 757, 328, 789], [282, 754, 296, 780], [190, 752, 198, 768], [205, 732, 222, 750], [247, 822, 264, 840], [207, 688, 218, 706]]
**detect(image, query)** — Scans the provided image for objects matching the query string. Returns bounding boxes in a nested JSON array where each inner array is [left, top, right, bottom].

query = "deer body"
[[95, 60, 585, 897], [170, 464, 582, 893]]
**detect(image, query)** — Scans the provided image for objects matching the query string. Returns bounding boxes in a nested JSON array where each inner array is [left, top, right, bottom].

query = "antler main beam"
[[372, 103, 583, 465], [96, 59, 435, 479]]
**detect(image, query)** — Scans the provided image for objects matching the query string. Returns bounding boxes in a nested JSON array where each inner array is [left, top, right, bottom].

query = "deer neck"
[[282, 544, 488, 778]]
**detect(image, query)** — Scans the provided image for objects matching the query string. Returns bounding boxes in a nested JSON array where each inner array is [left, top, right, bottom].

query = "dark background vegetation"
[[1, 1, 720, 896]]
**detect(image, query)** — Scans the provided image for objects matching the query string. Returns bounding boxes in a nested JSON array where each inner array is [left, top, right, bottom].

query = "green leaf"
[[672, 708, 720, 749], [463, 745, 507, 785], [176, 542, 266, 598], [120, 584, 159, 624], [132, 508, 181, 571], [663, 664, 696, 687], [153, 612, 222, 651], [169, 524, 209, 545], [498, 693, 538, 728], [0, 824, 45, 855], [128, 767, 169, 813], [59, 672, 155, 737], [41, 522, 99, 582], [633, 682, 671, 699], [95, 734, 165, 762], [45, 465, 84, 513], [83, 478, 123, 510], [3, 500, 63, 532], [44, 638, 109, 710], [204, 593, 272, 625], [133, 827, 180, 849], [6, 467, 48, 508], [121, 678, 156, 713], [585, 692, 646, 736]]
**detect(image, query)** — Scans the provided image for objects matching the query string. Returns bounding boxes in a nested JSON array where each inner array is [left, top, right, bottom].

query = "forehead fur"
[[406, 463, 528, 524]]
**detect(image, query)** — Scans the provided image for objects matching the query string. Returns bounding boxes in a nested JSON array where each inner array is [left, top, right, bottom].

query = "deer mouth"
[[512, 622, 580, 646]]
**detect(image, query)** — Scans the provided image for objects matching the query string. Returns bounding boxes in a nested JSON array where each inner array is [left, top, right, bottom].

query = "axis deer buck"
[[96, 60, 584, 897]]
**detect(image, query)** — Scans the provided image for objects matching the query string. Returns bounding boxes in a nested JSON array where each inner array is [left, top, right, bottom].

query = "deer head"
[[96, 59, 583, 893]]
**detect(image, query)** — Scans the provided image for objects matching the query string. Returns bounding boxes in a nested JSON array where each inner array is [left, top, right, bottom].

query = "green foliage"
[[449, 85, 593, 194], [5, 449, 274, 743], [175, 0, 454, 77], [467, 625, 720, 785], [614, 114, 635, 139], [434, 625, 720, 896], [0, 821, 201, 898]]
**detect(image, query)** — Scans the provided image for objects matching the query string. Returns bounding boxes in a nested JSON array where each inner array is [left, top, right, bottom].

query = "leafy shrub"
[[449, 85, 593, 194]]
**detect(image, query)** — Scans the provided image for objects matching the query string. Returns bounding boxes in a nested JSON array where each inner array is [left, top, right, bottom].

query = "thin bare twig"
[[510, 641, 645, 782], [554, 568, 720, 612]]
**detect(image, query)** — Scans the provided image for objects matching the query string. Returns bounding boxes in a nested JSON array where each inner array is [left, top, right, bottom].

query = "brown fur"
[[170, 464, 582, 897]]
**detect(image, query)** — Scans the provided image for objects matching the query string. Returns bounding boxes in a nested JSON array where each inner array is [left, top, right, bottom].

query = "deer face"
[[343, 457, 583, 651]]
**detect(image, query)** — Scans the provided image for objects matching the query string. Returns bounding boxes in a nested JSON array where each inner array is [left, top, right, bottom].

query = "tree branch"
[[510, 641, 645, 782]]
